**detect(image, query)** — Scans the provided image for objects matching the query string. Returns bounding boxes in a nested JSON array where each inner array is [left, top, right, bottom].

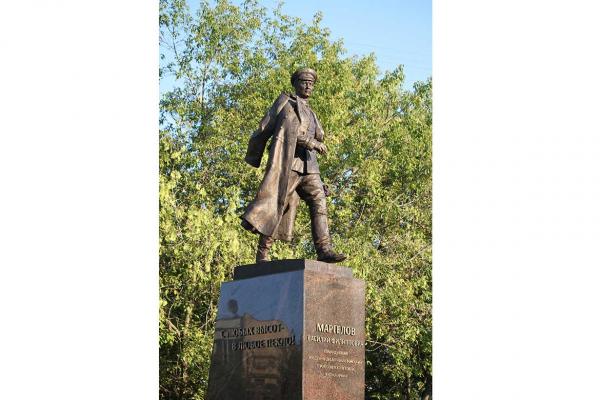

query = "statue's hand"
[[315, 142, 327, 155]]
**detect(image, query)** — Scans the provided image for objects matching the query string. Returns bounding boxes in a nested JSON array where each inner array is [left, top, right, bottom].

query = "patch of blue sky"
[[160, 0, 431, 94]]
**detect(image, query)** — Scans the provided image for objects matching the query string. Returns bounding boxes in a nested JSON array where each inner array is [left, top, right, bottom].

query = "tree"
[[159, 1, 431, 398]]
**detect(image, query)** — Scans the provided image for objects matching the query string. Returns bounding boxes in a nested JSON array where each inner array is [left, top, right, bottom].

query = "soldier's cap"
[[291, 67, 318, 85]]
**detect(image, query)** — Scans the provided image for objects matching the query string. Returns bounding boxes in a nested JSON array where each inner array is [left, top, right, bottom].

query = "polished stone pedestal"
[[206, 259, 365, 400]]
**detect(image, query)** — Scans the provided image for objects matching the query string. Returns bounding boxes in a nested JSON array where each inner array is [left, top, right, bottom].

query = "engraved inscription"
[[308, 322, 363, 347], [307, 320, 364, 380], [221, 323, 284, 338], [232, 335, 296, 351], [308, 349, 364, 379], [316, 322, 356, 336], [216, 316, 296, 350], [306, 334, 364, 347]]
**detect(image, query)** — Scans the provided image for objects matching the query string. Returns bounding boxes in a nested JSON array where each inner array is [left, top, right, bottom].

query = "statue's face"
[[294, 76, 314, 99]]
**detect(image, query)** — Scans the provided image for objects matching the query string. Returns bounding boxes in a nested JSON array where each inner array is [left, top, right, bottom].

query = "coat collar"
[[288, 93, 311, 124]]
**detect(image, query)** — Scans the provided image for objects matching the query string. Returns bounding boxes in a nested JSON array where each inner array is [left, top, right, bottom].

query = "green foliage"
[[159, 1, 431, 398]]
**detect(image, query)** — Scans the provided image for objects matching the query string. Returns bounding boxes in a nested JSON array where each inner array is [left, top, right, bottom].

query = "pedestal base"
[[207, 259, 365, 400]]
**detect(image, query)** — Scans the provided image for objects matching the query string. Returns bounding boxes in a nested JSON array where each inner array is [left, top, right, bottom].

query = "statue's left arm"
[[313, 112, 325, 142]]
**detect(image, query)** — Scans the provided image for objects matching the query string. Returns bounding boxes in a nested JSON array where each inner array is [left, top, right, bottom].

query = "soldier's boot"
[[317, 246, 347, 263], [311, 204, 346, 264], [256, 234, 275, 263]]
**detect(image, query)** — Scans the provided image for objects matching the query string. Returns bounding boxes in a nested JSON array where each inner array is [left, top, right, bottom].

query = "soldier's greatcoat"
[[242, 93, 325, 241]]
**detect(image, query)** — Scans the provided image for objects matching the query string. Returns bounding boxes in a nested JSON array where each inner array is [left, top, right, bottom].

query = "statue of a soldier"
[[241, 67, 347, 264]]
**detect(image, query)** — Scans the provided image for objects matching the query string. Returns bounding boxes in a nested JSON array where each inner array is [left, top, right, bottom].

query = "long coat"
[[242, 93, 325, 241]]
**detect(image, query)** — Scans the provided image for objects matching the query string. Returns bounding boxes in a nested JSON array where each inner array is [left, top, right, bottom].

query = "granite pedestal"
[[207, 259, 365, 400]]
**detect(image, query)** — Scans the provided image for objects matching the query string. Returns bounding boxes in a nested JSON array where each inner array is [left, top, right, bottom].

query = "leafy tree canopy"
[[159, 1, 431, 398]]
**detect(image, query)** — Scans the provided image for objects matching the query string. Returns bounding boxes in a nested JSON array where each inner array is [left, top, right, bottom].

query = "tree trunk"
[[421, 374, 432, 400]]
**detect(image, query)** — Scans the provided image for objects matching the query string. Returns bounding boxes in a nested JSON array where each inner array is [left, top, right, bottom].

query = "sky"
[[276, 0, 432, 87], [160, 0, 431, 94]]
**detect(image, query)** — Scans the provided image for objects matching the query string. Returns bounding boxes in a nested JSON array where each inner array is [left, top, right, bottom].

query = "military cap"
[[291, 67, 318, 85]]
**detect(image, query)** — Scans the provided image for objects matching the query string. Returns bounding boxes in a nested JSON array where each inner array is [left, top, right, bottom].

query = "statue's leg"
[[241, 218, 258, 233], [256, 234, 275, 263], [254, 172, 302, 263], [297, 174, 346, 263], [304, 177, 331, 250]]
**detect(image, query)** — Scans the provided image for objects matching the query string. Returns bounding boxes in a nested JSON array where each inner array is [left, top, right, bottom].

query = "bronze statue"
[[241, 68, 347, 264]]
